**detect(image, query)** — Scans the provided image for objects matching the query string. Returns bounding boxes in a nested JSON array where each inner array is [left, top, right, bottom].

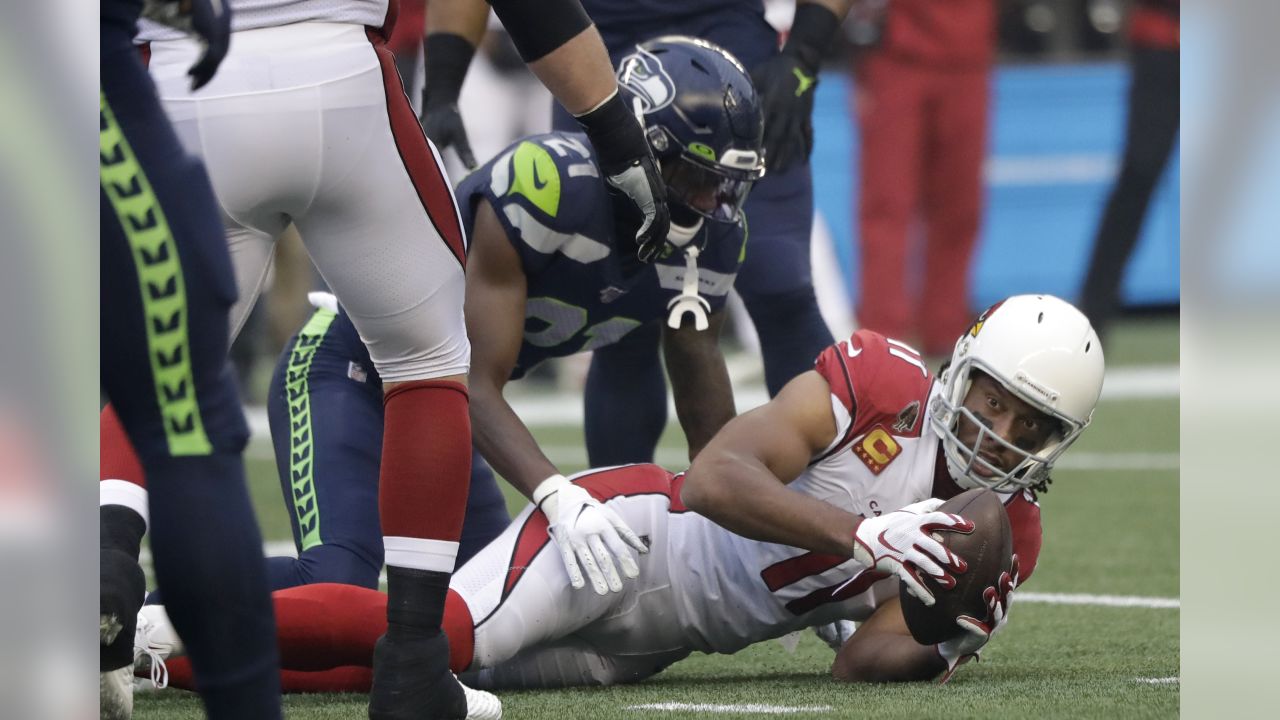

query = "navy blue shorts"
[[266, 307, 510, 586]]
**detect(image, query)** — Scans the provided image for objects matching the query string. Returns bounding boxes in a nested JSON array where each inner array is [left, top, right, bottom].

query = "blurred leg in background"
[[1080, 3, 1180, 337]]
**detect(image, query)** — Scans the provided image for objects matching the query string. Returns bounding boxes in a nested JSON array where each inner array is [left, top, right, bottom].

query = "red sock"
[[444, 589, 474, 672], [164, 662, 373, 694], [280, 667, 373, 693], [101, 404, 145, 486], [164, 584, 478, 691], [273, 584, 388, 671], [379, 380, 471, 559]]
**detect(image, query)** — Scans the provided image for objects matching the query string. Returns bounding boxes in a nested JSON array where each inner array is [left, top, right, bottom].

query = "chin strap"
[[667, 245, 710, 331]]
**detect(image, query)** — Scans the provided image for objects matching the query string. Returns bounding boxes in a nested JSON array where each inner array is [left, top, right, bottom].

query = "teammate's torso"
[[455, 132, 745, 379], [137, 0, 391, 42]]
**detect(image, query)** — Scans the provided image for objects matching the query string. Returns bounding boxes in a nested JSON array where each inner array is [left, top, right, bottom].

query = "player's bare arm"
[[831, 596, 945, 683], [466, 198, 649, 595], [684, 367, 972, 605], [682, 371, 859, 555], [464, 198, 555, 496], [833, 553, 1021, 683], [662, 310, 736, 461]]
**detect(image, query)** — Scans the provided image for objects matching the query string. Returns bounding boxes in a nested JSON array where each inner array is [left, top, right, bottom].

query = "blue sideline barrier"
[[809, 61, 1179, 311]]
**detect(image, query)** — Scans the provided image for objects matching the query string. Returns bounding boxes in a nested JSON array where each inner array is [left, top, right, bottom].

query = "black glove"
[[751, 2, 840, 174], [577, 91, 670, 263], [141, 0, 232, 91], [421, 33, 478, 169]]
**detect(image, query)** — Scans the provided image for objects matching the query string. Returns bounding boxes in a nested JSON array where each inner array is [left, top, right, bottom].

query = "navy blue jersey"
[[455, 131, 746, 379]]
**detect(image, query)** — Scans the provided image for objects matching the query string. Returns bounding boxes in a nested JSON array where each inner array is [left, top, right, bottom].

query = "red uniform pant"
[[853, 54, 990, 355]]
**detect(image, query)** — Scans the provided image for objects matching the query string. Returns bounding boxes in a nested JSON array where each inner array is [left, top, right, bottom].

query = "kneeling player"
[[255, 35, 766, 600], [141, 296, 1102, 689]]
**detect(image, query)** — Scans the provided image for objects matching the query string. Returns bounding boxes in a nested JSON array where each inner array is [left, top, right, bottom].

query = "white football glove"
[[812, 620, 858, 652], [936, 554, 1020, 684], [850, 498, 973, 606], [533, 475, 649, 595]]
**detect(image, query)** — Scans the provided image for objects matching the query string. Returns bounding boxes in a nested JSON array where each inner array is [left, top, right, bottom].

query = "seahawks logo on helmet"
[[617, 47, 676, 113]]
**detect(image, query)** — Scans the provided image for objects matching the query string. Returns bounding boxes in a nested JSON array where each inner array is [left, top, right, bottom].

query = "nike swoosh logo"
[[532, 161, 549, 190], [846, 344, 862, 358], [876, 530, 901, 554]]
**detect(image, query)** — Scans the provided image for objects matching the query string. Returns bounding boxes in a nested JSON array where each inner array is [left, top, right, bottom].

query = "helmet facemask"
[[649, 126, 762, 225], [930, 358, 1089, 493]]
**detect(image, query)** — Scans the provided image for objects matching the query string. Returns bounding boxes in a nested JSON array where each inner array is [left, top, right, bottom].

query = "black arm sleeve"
[[486, 0, 594, 63]]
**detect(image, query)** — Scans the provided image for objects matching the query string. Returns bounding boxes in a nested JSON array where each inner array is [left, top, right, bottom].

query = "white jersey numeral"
[[886, 338, 928, 377]]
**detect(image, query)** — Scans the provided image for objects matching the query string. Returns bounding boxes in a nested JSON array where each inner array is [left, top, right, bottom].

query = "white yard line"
[[140, 541, 1181, 615], [1018, 592, 1179, 609], [240, 364, 1177, 436], [626, 703, 833, 715], [1134, 677, 1180, 684]]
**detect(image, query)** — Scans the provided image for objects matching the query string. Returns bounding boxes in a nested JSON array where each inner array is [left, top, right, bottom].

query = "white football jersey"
[[665, 330, 1042, 655], [137, 0, 391, 42]]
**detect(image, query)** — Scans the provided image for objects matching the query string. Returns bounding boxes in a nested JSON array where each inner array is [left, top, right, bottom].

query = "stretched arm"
[[465, 198, 649, 594], [831, 596, 946, 683], [681, 371, 857, 555], [681, 370, 972, 603], [464, 199, 556, 497], [833, 556, 1020, 683], [662, 310, 736, 461]]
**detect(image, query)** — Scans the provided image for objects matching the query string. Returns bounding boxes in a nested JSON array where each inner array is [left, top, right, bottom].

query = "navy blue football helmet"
[[616, 36, 765, 226]]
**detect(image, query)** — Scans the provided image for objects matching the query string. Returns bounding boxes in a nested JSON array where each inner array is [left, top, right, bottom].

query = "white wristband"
[[532, 474, 570, 508]]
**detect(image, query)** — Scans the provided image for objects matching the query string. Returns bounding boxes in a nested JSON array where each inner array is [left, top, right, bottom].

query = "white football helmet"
[[929, 295, 1105, 491]]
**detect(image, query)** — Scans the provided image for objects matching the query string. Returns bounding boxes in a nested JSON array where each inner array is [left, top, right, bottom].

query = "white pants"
[[451, 465, 692, 689], [148, 23, 469, 382]]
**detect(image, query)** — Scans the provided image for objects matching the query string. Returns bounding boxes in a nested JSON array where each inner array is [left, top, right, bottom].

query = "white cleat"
[[133, 605, 183, 691], [458, 674, 503, 720]]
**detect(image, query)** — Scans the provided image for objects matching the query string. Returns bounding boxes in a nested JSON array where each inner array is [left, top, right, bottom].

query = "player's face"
[[956, 373, 1058, 477]]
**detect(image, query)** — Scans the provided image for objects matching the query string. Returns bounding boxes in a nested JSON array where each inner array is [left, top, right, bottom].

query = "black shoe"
[[101, 548, 145, 672], [368, 628, 468, 720]]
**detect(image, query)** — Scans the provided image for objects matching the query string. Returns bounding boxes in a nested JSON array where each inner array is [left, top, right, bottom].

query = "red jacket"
[[880, 0, 996, 69]]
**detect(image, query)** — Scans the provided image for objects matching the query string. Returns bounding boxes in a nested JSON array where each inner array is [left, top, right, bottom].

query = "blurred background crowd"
[[230, 0, 1179, 401]]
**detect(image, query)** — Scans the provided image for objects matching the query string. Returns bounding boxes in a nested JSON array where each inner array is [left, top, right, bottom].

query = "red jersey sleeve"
[[813, 330, 933, 458], [1003, 490, 1043, 583]]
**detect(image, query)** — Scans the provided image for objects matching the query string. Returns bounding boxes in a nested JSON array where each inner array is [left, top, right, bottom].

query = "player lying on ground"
[[135, 296, 1103, 690]]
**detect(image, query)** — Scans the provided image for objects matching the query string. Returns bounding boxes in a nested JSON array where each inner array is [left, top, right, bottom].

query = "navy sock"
[[742, 287, 834, 396], [144, 452, 281, 720]]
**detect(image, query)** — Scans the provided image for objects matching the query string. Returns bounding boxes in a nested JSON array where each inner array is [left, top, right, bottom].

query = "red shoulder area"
[[814, 330, 933, 443], [1003, 490, 1043, 584]]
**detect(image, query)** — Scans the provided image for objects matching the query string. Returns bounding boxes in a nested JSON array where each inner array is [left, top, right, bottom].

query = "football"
[[898, 488, 1014, 645]]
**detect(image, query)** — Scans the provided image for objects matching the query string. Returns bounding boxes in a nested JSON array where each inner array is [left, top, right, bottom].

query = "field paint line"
[[141, 544, 1182, 614], [1054, 452, 1178, 471], [1018, 592, 1179, 609], [241, 432, 1180, 473], [239, 365, 1177, 435], [627, 703, 832, 715], [1134, 677, 1179, 684]]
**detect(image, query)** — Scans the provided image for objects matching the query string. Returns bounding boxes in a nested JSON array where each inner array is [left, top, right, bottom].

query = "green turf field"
[[133, 317, 1179, 718]]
